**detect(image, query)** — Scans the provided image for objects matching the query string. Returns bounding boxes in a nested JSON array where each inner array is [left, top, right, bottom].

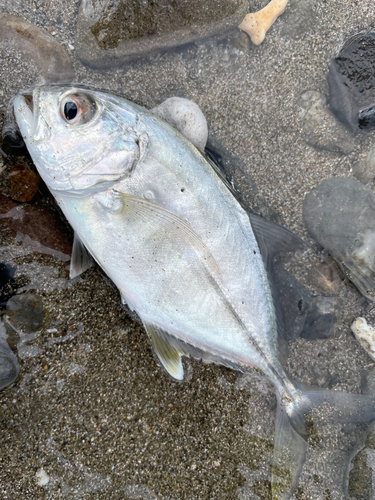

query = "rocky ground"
[[1, 0, 375, 499]]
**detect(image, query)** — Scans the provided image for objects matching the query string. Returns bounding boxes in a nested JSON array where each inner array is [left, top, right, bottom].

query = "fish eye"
[[60, 94, 96, 126]]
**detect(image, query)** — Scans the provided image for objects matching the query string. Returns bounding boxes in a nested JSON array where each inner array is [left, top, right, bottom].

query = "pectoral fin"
[[118, 193, 221, 277], [143, 321, 184, 380], [69, 232, 94, 279]]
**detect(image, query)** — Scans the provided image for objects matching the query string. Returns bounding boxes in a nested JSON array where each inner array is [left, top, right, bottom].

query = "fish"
[[13, 85, 375, 499]]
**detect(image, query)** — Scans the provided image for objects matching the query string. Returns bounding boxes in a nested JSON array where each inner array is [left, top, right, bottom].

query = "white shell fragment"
[[36, 468, 50, 486], [351, 317, 375, 360], [151, 97, 208, 152], [239, 0, 289, 45]]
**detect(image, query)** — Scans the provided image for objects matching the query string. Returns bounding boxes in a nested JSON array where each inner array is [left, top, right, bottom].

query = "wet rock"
[[0, 13, 73, 87], [297, 91, 355, 154], [0, 321, 19, 391], [303, 177, 375, 302], [328, 33, 375, 131], [9, 160, 40, 202], [353, 143, 375, 185], [75, 0, 249, 69], [273, 265, 311, 341], [351, 318, 375, 361], [308, 262, 342, 296], [5, 292, 44, 335], [280, 0, 318, 40], [0, 194, 72, 262], [300, 296, 343, 340]]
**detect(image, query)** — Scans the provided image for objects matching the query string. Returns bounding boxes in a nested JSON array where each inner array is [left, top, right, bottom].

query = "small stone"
[[297, 91, 355, 155], [6, 292, 44, 334], [307, 263, 342, 295], [328, 33, 375, 131], [351, 318, 375, 361], [0, 13, 73, 85], [35, 468, 49, 486], [151, 98, 208, 152], [352, 143, 375, 185], [303, 177, 375, 302], [9, 160, 40, 203], [75, 0, 249, 69]]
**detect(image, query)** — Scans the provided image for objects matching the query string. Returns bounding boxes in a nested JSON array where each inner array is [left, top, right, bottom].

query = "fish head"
[[14, 85, 141, 196]]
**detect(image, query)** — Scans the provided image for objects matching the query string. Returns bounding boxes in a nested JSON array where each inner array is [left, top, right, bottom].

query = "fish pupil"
[[64, 101, 78, 121]]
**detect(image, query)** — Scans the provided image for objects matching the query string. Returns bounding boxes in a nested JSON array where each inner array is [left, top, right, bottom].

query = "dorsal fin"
[[69, 232, 94, 279], [143, 322, 184, 380]]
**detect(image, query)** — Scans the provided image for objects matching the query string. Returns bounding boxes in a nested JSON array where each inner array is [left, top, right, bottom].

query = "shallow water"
[[1, 1, 375, 499]]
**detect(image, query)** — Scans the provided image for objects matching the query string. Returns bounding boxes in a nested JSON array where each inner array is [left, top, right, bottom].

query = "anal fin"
[[143, 321, 184, 381], [69, 232, 94, 279]]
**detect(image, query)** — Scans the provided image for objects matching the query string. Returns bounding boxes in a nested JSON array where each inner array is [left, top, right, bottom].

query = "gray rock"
[[328, 33, 375, 132], [297, 91, 355, 155], [280, 0, 318, 40], [75, 0, 249, 69], [0, 13, 73, 90], [5, 292, 44, 335], [0, 321, 19, 391], [303, 177, 375, 302], [353, 143, 375, 185]]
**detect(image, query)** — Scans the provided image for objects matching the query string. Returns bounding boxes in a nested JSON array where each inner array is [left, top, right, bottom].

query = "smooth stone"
[[328, 33, 375, 131], [297, 91, 355, 155], [280, 0, 318, 39], [6, 292, 44, 335], [353, 143, 375, 185], [273, 265, 311, 342], [351, 318, 375, 361], [0, 13, 73, 86], [75, 0, 249, 69], [303, 177, 375, 302], [9, 160, 40, 203], [0, 321, 19, 390], [300, 296, 343, 340]]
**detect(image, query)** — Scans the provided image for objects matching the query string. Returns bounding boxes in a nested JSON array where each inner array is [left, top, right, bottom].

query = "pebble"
[[75, 0, 249, 68], [351, 317, 375, 361], [0, 13, 73, 86], [151, 97, 208, 152], [35, 468, 50, 486], [9, 160, 40, 203], [328, 33, 375, 131], [297, 91, 355, 155], [303, 177, 375, 302]]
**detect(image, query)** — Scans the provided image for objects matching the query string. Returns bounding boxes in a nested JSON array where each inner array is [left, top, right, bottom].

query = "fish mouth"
[[14, 89, 51, 142]]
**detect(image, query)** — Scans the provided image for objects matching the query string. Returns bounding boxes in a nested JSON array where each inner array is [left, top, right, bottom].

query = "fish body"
[[14, 86, 375, 499]]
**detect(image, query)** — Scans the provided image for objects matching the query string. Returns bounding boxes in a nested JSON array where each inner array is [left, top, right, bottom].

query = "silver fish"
[[13, 86, 375, 499]]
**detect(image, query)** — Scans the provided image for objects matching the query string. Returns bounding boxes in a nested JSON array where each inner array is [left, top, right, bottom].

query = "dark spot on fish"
[[298, 299, 303, 311], [180, 188, 185, 192]]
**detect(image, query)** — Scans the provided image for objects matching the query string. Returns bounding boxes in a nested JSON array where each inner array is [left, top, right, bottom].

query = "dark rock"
[[300, 296, 343, 340], [303, 177, 375, 302], [75, 0, 249, 69], [328, 33, 375, 131], [280, 0, 318, 40], [9, 160, 40, 203], [5, 292, 44, 335], [297, 91, 355, 155], [0, 263, 17, 310], [273, 265, 311, 342], [0, 194, 72, 262], [0, 13, 73, 86]]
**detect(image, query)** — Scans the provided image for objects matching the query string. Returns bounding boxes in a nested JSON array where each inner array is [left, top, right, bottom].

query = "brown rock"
[[0, 194, 72, 262], [9, 160, 40, 203]]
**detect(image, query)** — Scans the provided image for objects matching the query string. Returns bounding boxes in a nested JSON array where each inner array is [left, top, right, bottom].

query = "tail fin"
[[272, 388, 375, 499]]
